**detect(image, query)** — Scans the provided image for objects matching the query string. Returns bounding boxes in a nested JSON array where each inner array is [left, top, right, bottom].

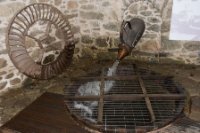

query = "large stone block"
[[150, 0, 166, 11], [147, 24, 160, 32], [102, 1, 110, 7], [38, 0, 49, 2], [161, 0, 172, 19], [162, 36, 182, 51], [71, 26, 80, 34], [54, 0, 62, 6], [0, 71, 6, 76], [128, 3, 139, 14], [143, 33, 157, 39], [140, 11, 152, 16], [165, 5, 172, 19], [65, 13, 78, 19], [147, 17, 162, 24], [140, 39, 160, 52], [103, 22, 119, 32], [90, 21, 100, 27], [79, 0, 89, 4], [0, 0, 6, 3], [80, 4, 95, 10], [184, 42, 200, 52], [10, 78, 21, 85], [0, 58, 7, 68], [161, 20, 170, 32], [0, 49, 7, 54], [5, 73, 14, 79], [80, 11, 104, 20], [67, 1, 78, 9], [0, 27, 6, 35], [81, 35, 93, 44], [0, 82, 7, 90], [96, 37, 108, 47]]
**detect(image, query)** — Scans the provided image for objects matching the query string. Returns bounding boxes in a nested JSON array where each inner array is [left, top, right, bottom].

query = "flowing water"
[[74, 60, 120, 122]]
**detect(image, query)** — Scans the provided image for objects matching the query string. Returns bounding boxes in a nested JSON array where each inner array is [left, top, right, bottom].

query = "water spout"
[[117, 18, 145, 61]]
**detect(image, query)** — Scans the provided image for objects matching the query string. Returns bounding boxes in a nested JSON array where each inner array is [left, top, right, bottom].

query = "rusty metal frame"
[[97, 68, 105, 123], [134, 64, 155, 122], [6, 3, 75, 79], [65, 64, 186, 132]]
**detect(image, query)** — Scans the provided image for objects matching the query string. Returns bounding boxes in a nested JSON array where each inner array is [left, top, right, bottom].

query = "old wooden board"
[[1, 92, 89, 133]]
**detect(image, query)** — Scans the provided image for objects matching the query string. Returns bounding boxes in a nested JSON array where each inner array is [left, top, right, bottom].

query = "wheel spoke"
[[7, 3, 75, 79]]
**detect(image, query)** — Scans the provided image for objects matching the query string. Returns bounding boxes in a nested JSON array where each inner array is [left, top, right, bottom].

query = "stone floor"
[[0, 58, 200, 131]]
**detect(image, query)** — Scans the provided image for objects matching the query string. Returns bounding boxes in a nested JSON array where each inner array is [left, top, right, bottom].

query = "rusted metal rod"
[[148, 94, 185, 100], [134, 64, 156, 122], [70, 75, 173, 81], [97, 68, 105, 123], [70, 75, 138, 81], [65, 94, 185, 101]]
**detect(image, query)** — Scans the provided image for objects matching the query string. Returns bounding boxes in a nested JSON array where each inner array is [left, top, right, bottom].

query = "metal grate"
[[64, 64, 185, 133]]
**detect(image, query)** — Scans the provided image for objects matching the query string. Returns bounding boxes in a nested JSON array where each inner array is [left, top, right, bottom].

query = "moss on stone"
[[96, 51, 116, 61]]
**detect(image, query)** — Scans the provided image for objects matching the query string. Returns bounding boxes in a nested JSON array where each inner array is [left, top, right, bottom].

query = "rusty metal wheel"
[[6, 3, 75, 80]]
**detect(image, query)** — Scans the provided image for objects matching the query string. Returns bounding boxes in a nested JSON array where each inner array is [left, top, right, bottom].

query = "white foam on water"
[[74, 60, 120, 122]]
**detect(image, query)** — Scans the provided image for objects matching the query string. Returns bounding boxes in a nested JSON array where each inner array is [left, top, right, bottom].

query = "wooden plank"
[[134, 64, 156, 122], [70, 75, 137, 81], [1, 92, 89, 133], [148, 94, 185, 100], [97, 68, 105, 123], [70, 75, 172, 81], [66, 94, 185, 101]]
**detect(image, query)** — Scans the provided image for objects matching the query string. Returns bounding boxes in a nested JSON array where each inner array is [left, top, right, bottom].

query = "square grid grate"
[[65, 64, 185, 133]]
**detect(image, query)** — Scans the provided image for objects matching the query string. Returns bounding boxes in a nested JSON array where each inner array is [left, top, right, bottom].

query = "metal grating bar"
[[134, 64, 156, 122], [97, 68, 105, 123], [66, 94, 185, 101], [64, 64, 186, 132], [71, 75, 172, 81]]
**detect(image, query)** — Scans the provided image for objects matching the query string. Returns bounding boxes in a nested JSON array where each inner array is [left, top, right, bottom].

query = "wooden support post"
[[97, 68, 105, 123], [134, 64, 156, 122]]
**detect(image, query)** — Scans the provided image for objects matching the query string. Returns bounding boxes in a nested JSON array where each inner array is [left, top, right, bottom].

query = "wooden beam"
[[134, 64, 156, 122], [97, 68, 105, 123], [65, 94, 185, 101], [70, 75, 173, 81]]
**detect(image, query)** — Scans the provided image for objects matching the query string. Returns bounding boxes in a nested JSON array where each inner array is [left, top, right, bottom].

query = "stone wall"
[[161, 0, 200, 64], [0, 0, 200, 93]]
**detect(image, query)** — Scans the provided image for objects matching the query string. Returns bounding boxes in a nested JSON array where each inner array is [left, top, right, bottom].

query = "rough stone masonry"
[[0, 0, 200, 93]]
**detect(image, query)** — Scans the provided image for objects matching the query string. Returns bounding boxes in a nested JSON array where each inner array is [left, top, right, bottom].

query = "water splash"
[[74, 60, 120, 122]]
